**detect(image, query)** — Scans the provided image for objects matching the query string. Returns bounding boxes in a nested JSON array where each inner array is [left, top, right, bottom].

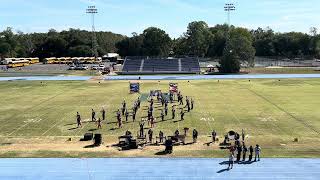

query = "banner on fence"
[[129, 82, 140, 93], [169, 83, 178, 93]]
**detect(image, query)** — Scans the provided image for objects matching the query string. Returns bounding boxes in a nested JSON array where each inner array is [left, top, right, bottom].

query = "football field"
[[0, 79, 319, 157]]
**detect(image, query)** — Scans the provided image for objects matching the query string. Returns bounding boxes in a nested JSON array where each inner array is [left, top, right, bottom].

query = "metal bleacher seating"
[[122, 59, 142, 72], [122, 57, 200, 74], [181, 58, 201, 72], [143, 59, 179, 72]]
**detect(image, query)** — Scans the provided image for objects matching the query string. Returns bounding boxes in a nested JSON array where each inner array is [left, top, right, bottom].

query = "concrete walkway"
[[0, 158, 318, 180]]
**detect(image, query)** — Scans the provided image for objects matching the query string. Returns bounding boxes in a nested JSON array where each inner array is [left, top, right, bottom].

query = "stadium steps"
[[178, 59, 182, 72], [139, 59, 144, 72]]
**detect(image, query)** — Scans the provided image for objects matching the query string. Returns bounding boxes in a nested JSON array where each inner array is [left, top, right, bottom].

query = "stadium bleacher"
[[181, 58, 201, 72], [122, 57, 200, 74], [122, 59, 142, 72]]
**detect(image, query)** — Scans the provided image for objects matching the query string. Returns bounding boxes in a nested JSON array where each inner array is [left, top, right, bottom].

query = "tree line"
[[116, 22, 320, 58], [1, 21, 320, 73], [0, 28, 124, 59]]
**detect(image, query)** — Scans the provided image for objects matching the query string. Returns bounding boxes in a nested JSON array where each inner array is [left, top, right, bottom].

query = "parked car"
[[91, 64, 99, 70], [75, 65, 89, 70], [98, 64, 105, 70], [68, 65, 76, 70]]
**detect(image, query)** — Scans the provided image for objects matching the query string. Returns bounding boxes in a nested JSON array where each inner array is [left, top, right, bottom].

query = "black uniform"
[[122, 107, 125, 116], [242, 145, 248, 161], [186, 99, 190, 112], [191, 99, 194, 110], [161, 111, 164, 121], [249, 146, 254, 161], [193, 129, 198, 143], [139, 122, 144, 137], [172, 107, 176, 119], [148, 129, 153, 143], [180, 110, 185, 120], [159, 131, 164, 143], [102, 109, 106, 120], [237, 146, 242, 162], [180, 96, 184, 105], [164, 106, 168, 116], [76, 112, 81, 128], [212, 130, 217, 143], [132, 112, 136, 122], [122, 100, 126, 109], [125, 111, 129, 122], [91, 109, 96, 121], [97, 118, 102, 129], [137, 97, 141, 108]]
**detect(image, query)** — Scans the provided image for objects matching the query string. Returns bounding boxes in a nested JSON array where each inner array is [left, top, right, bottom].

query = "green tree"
[[219, 27, 255, 73], [42, 35, 68, 57], [251, 27, 275, 56], [116, 33, 144, 57], [69, 45, 92, 57], [314, 36, 320, 58], [229, 27, 256, 67], [207, 24, 229, 57], [185, 21, 213, 57], [0, 27, 18, 57], [219, 46, 240, 73], [172, 37, 188, 56], [142, 27, 172, 56], [0, 42, 10, 58]]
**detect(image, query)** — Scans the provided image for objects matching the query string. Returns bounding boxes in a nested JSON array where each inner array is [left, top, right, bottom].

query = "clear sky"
[[0, 0, 319, 38]]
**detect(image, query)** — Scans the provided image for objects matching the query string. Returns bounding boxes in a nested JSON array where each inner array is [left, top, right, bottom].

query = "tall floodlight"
[[86, 6, 98, 58], [224, 3, 236, 25]]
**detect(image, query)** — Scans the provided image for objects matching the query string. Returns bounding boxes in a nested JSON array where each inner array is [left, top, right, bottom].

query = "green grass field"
[[0, 79, 319, 158]]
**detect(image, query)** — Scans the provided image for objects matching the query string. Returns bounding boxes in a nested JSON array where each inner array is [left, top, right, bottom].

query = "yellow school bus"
[[7, 59, 30, 68], [43, 57, 57, 64], [27, 58, 40, 64]]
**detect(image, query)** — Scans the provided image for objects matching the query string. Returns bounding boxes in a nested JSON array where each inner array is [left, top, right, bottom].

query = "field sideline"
[[0, 79, 319, 158]]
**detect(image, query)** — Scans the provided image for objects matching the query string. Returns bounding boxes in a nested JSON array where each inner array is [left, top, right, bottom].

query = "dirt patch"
[[0, 136, 222, 156]]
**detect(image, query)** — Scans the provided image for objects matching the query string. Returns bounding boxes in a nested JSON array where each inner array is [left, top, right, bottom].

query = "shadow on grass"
[[65, 121, 93, 126], [84, 144, 100, 148], [155, 151, 168, 156], [154, 119, 172, 124], [106, 121, 118, 125], [203, 142, 212, 146], [110, 127, 122, 131], [173, 119, 184, 123]]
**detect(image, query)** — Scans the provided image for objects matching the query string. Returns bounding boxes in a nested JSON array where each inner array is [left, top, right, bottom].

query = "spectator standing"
[[228, 153, 234, 170], [255, 144, 261, 161]]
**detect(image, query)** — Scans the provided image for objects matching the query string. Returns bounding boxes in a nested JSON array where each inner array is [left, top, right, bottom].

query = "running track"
[[1, 74, 320, 81], [0, 158, 319, 180]]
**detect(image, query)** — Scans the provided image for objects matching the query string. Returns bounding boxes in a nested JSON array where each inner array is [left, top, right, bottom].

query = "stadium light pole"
[[224, 3, 236, 26], [86, 6, 99, 58]]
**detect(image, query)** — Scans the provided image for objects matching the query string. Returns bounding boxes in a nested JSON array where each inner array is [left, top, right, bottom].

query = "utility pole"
[[86, 5, 98, 58]]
